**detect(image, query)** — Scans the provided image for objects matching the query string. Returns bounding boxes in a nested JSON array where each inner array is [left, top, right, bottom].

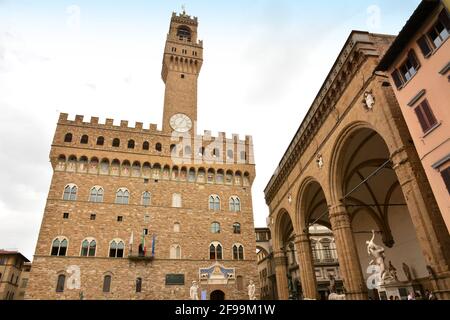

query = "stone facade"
[[264, 30, 450, 300], [256, 226, 343, 300], [25, 11, 259, 300], [0, 250, 30, 300]]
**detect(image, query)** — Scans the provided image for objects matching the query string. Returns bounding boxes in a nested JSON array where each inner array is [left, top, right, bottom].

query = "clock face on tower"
[[169, 113, 193, 133]]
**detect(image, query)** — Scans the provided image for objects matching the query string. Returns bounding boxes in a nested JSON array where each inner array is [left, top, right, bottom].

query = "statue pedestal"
[[378, 281, 413, 300]]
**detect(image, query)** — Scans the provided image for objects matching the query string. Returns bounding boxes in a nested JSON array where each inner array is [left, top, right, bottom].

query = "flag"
[[129, 231, 134, 254], [151, 234, 157, 257], [141, 231, 146, 256]]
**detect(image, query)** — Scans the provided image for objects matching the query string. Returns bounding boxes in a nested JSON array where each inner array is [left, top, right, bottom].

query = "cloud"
[[66, 5, 81, 32], [367, 5, 382, 30]]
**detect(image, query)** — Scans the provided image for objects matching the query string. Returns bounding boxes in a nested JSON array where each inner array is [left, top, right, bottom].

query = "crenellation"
[[59, 113, 68, 122], [75, 115, 84, 123], [120, 120, 128, 128], [105, 118, 114, 127], [149, 123, 158, 132], [90, 117, 99, 125]]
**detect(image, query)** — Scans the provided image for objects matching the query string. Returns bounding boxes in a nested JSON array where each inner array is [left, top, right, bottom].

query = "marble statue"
[[190, 281, 199, 300], [366, 230, 387, 281], [402, 263, 413, 282], [388, 261, 398, 281], [364, 91, 375, 110], [317, 154, 324, 169], [328, 293, 346, 300], [328, 274, 336, 293], [248, 280, 256, 300]]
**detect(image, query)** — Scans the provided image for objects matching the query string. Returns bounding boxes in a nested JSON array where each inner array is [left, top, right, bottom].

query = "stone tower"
[[25, 11, 259, 300], [162, 11, 203, 133]]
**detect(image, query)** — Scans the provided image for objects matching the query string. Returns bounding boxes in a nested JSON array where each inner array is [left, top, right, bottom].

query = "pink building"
[[377, 0, 450, 232]]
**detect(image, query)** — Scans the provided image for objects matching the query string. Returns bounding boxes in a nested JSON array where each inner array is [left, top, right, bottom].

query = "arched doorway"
[[334, 127, 429, 299], [298, 180, 342, 300], [210, 290, 225, 300], [272, 210, 296, 300]]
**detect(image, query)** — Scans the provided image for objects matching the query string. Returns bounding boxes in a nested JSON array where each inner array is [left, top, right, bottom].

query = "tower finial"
[[181, 4, 186, 14]]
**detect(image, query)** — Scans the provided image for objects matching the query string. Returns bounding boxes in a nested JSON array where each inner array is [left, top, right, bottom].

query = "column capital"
[[329, 201, 346, 214], [328, 202, 351, 231], [273, 251, 288, 266], [294, 233, 310, 244], [389, 146, 408, 166]]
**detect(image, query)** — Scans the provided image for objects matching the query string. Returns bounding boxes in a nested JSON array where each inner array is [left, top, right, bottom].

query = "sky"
[[0, 0, 421, 259]]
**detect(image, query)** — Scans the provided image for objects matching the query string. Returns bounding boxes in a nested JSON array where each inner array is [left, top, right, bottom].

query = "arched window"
[[109, 240, 124, 258], [64, 133, 73, 143], [56, 274, 65, 292], [226, 170, 233, 184], [233, 244, 244, 260], [172, 193, 182, 208], [170, 244, 181, 259], [143, 141, 150, 150], [155, 143, 162, 152], [51, 237, 68, 256], [112, 138, 120, 147], [128, 140, 135, 149], [63, 184, 77, 201], [80, 239, 96, 257], [96, 136, 105, 146], [321, 239, 333, 261], [216, 170, 224, 184], [184, 146, 192, 156], [80, 135, 89, 144], [173, 222, 180, 233], [142, 192, 151, 206], [229, 196, 241, 212], [103, 275, 111, 293], [233, 223, 241, 234], [227, 149, 234, 160], [100, 159, 109, 174], [209, 195, 220, 211], [207, 169, 215, 183], [211, 222, 220, 234], [89, 186, 104, 203], [115, 188, 130, 205], [209, 242, 223, 260], [136, 277, 142, 293], [170, 144, 177, 155], [198, 147, 205, 156], [177, 25, 191, 39], [187, 168, 196, 182], [240, 151, 247, 161]]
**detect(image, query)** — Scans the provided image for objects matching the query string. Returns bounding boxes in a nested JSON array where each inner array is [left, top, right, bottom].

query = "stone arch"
[[329, 122, 432, 299], [330, 121, 394, 204], [296, 177, 330, 233], [272, 208, 295, 252]]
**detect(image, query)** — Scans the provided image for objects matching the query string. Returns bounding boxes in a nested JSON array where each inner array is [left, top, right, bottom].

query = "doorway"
[[210, 290, 225, 300]]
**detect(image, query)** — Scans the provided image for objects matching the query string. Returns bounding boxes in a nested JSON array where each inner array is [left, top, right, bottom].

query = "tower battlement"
[[171, 11, 198, 25], [56, 113, 254, 166], [57, 113, 253, 146]]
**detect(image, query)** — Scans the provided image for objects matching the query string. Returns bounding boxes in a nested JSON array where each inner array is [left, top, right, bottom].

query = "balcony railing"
[[128, 252, 154, 262]]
